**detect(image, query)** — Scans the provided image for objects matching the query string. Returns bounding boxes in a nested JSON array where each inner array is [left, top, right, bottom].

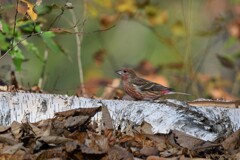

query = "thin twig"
[[47, 0, 69, 30], [38, 49, 49, 88], [181, 0, 193, 92], [182, 0, 193, 71], [68, 18, 83, 29], [0, 24, 114, 61], [70, 1, 87, 96], [185, 38, 214, 94], [50, 25, 115, 35], [11, 0, 19, 48]]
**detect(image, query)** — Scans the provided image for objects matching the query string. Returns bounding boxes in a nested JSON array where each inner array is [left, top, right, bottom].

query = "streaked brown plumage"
[[115, 68, 189, 101]]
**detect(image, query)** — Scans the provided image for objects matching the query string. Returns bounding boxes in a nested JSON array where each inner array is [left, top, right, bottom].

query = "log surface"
[[0, 92, 239, 142]]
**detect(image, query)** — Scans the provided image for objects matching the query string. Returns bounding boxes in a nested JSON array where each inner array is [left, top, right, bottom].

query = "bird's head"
[[115, 68, 137, 80]]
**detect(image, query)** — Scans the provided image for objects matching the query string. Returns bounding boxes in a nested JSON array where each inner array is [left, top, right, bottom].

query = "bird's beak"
[[115, 70, 122, 76]]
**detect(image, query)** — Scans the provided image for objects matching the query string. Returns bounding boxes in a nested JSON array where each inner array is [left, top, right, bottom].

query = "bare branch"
[[11, 0, 19, 48], [38, 49, 49, 88], [70, 1, 87, 96], [47, 0, 70, 30]]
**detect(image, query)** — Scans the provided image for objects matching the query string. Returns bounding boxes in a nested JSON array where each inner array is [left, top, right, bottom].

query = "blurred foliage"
[[0, 0, 64, 71], [1, 0, 240, 100]]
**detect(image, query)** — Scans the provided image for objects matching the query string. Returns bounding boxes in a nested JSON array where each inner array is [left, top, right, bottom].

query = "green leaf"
[[42, 31, 55, 38], [12, 47, 24, 59], [1, 21, 10, 34], [17, 20, 36, 33], [41, 31, 63, 54], [224, 36, 237, 49], [22, 40, 43, 61], [0, 33, 10, 50], [171, 21, 185, 37], [11, 47, 25, 71], [13, 58, 23, 71], [35, 5, 54, 16]]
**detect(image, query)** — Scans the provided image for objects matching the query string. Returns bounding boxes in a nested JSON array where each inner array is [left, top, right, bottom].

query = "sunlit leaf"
[[11, 47, 25, 71], [20, 0, 38, 21], [145, 5, 158, 17], [217, 54, 235, 69], [21, 40, 43, 61], [1, 21, 10, 34], [171, 21, 185, 37], [0, 34, 9, 50], [86, 3, 98, 17], [34, 25, 63, 54], [145, 6, 168, 25], [116, 0, 137, 14], [13, 58, 23, 71], [94, 0, 112, 8]]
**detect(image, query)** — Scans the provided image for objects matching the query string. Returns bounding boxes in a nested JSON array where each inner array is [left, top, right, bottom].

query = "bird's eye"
[[123, 70, 127, 73]]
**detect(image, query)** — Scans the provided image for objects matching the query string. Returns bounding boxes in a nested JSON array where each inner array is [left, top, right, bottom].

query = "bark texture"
[[0, 92, 239, 142]]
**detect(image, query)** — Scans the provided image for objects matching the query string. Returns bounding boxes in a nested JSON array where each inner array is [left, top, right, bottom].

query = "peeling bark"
[[0, 92, 239, 142]]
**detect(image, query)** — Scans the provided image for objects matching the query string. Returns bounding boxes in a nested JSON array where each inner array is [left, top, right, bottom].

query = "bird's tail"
[[167, 91, 190, 96]]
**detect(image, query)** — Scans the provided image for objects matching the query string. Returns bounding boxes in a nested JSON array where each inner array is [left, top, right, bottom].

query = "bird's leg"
[[148, 98, 168, 104]]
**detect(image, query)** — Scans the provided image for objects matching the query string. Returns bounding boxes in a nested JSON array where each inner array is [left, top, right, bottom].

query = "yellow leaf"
[[116, 0, 137, 14], [17, 3, 28, 15], [94, 0, 112, 8], [171, 21, 186, 37], [86, 3, 98, 17], [145, 6, 168, 25], [151, 11, 168, 25], [145, 5, 158, 17], [20, 0, 37, 21]]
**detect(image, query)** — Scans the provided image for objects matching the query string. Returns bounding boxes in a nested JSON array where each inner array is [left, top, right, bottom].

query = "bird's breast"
[[123, 82, 143, 100]]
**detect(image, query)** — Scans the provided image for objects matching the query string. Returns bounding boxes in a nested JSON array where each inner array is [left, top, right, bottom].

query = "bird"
[[115, 68, 189, 101]]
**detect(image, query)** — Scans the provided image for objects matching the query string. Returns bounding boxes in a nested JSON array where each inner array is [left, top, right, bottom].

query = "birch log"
[[0, 92, 240, 142]]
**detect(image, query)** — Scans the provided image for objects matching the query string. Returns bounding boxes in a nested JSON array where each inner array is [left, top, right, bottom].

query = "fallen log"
[[0, 92, 239, 142]]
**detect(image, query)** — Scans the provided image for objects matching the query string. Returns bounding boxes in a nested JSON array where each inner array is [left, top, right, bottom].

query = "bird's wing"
[[132, 78, 173, 92]]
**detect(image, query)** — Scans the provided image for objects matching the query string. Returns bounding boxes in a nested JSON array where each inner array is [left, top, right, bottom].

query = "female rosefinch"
[[115, 68, 189, 101]]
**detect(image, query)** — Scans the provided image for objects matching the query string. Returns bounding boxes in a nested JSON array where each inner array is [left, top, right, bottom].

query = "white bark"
[[0, 92, 239, 142]]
